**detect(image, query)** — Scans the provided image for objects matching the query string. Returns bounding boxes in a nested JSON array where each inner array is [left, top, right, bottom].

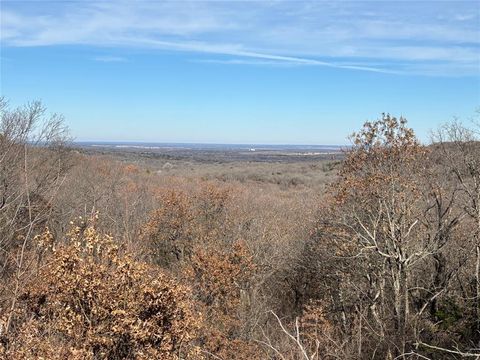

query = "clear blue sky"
[[1, 0, 479, 144]]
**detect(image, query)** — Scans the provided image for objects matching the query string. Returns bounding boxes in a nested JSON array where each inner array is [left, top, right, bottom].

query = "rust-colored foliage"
[[142, 189, 195, 268], [1, 217, 200, 360], [141, 181, 265, 357], [186, 241, 260, 359], [335, 114, 427, 206], [141, 182, 234, 268], [299, 301, 336, 353]]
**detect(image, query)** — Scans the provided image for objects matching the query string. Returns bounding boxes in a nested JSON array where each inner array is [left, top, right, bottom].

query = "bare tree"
[[433, 118, 480, 350], [0, 98, 71, 335], [314, 115, 463, 358]]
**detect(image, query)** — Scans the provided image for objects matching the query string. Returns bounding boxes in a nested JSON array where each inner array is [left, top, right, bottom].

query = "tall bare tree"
[[314, 115, 463, 358], [0, 98, 71, 335], [433, 119, 480, 348]]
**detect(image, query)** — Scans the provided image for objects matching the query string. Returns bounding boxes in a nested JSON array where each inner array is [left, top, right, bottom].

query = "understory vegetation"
[[1, 98, 479, 359]]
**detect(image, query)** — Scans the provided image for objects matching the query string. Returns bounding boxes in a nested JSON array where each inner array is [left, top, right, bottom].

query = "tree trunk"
[[393, 262, 408, 358], [430, 253, 446, 319], [476, 245, 480, 335]]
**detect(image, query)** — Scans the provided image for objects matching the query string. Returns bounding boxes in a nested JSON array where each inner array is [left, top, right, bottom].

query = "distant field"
[[74, 142, 345, 163], [74, 142, 344, 190]]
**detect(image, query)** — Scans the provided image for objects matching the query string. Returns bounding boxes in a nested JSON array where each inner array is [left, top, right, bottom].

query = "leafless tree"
[[432, 118, 480, 350], [0, 98, 71, 335]]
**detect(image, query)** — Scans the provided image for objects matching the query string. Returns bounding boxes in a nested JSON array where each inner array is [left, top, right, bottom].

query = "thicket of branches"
[[0, 99, 479, 359]]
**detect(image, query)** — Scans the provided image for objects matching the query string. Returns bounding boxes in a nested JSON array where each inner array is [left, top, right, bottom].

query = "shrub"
[[1, 217, 200, 359]]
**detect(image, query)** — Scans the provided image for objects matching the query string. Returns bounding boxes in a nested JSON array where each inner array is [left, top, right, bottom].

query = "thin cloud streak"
[[1, 0, 479, 76], [93, 56, 128, 63], [124, 36, 395, 73]]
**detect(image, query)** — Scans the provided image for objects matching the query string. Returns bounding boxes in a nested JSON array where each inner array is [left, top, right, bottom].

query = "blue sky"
[[1, 0, 479, 144]]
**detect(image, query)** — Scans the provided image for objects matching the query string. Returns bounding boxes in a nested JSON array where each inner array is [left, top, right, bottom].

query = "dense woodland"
[[0, 98, 479, 359]]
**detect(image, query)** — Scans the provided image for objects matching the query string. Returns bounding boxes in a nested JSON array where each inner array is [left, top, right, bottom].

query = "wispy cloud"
[[1, 0, 479, 76], [93, 56, 128, 63], [198, 58, 408, 75]]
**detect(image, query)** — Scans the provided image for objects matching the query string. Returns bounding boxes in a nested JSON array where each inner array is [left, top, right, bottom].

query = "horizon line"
[[72, 140, 349, 147]]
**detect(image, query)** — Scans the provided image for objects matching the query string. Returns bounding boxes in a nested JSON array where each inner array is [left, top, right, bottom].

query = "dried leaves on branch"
[[2, 217, 200, 359]]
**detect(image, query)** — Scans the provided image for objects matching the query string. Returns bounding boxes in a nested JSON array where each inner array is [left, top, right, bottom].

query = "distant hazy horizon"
[[74, 141, 347, 149]]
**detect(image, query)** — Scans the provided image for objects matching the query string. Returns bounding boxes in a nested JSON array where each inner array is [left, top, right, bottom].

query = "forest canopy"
[[1, 100, 479, 359]]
